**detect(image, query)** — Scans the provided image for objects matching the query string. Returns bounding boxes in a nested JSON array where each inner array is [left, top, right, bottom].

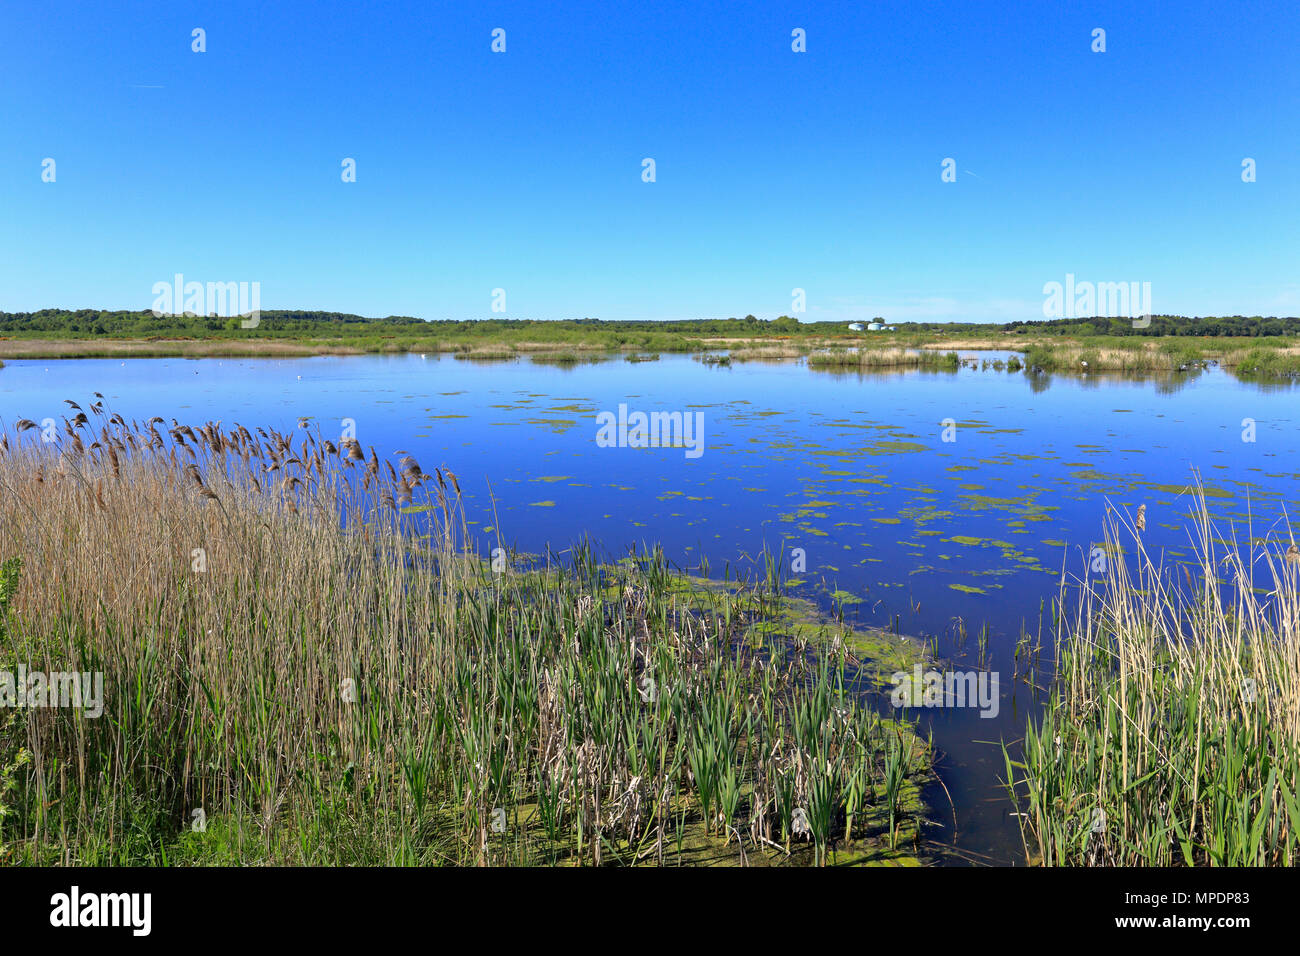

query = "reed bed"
[[807, 348, 959, 371], [0, 405, 928, 866], [1004, 491, 1300, 865], [1020, 342, 1212, 374], [1017, 338, 1300, 380], [726, 346, 808, 362]]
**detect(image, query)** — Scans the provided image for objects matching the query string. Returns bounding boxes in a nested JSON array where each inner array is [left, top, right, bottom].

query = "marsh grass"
[[1231, 345, 1300, 380], [726, 346, 809, 362], [807, 348, 959, 371], [1004, 489, 1300, 865], [451, 343, 519, 361], [0, 407, 929, 866], [527, 351, 612, 367], [1018, 338, 1300, 381]]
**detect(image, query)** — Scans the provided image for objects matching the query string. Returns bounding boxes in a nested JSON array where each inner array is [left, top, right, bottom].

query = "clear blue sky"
[[2, 0, 1296, 323]]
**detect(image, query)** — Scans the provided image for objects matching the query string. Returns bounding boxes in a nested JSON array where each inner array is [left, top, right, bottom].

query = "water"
[[4, 352, 1298, 863]]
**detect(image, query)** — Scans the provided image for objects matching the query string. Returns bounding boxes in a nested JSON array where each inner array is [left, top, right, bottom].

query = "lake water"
[[4, 352, 1297, 863]]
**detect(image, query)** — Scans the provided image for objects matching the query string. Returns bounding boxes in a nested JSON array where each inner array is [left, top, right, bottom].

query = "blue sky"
[[1, 0, 1296, 323]]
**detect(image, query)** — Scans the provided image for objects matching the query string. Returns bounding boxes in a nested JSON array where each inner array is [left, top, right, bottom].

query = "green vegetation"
[[3, 310, 1300, 380], [1004, 492, 1300, 865], [1233, 345, 1300, 379], [0, 559, 29, 856], [807, 348, 960, 371], [4, 309, 1299, 340], [1017, 336, 1300, 381], [0, 410, 932, 866]]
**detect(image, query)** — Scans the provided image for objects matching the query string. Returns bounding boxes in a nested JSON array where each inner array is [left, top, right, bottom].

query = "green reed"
[[1004, 489, 1300, 865]]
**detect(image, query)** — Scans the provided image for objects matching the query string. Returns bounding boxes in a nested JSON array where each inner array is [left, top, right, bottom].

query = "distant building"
[[867, 322, 883, 331], [848, 322, 865, 331]]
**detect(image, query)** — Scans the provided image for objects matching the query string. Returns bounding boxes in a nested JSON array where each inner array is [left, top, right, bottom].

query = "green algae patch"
[[1144, 483, 1234, 499], [867, 440, 928, 455], [947, 535, 1011, 548], [745, 594, 927, 687], [525, 418, 580, 433]]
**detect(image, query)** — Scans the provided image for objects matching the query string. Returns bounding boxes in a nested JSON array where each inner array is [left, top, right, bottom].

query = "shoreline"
[[3, 335, 1298, 380]]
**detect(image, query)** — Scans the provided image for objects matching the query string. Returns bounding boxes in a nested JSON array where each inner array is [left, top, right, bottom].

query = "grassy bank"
[[4, 310, 1300, 381], [1004, 491, 1300, 865], [0, 410, 931, 866], [1015, 337, 1300, 380], [2, 311, 1299, 381]]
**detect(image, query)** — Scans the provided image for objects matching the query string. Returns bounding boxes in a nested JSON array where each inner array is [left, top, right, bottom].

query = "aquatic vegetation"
[[1231, 347, 1300, 380], [726, 346, 808, 362], [454, 348, 516, 362], [694, 353, 732, 368], [0, 410, 931, 866], [528, 351, 612, 367], [1004, 489, 1300, 865], [806, 348, 959, 371]]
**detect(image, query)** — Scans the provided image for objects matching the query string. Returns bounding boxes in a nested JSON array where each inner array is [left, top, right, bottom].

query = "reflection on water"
[[4, 351, 1298, 864]]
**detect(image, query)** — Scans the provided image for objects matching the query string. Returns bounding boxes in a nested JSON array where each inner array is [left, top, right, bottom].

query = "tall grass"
[[0, 406, 928, 865], [1231, 345, 1300, 379], [1018, 338, 1300, 381], [806, 348, 959, 370], [1004, 490, 1300, 865]]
